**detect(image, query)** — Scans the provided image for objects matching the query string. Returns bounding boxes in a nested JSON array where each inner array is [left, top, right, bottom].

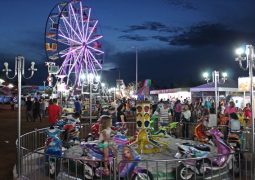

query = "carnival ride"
[[45, 0, 104, 88], [129, 101, 169, 154]]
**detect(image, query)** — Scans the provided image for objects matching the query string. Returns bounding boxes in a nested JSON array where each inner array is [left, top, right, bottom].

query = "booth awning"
[[190, 79, 238, 92]]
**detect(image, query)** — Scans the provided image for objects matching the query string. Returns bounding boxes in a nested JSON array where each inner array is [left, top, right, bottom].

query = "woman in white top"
[[181, 105, 191, 139], [229, 112, 240, 132]]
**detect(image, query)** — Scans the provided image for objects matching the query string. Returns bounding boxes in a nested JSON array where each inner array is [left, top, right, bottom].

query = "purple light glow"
[[48, 0, 104, 87]]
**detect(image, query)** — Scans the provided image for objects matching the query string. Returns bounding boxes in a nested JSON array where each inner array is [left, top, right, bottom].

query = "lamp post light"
[[203, 71, 227, 117], [90, 74, 100, 124], [80, 73, 100, 124], [101, 82, 105, 97], [235, 45, 255, 155], [2, 56, 37, 178], [0, 78, 5, 85], [8, 83, 14, 89], [135, 47, 138, 93], [131, 46, 138, 93], [203, 72, 210, 83]]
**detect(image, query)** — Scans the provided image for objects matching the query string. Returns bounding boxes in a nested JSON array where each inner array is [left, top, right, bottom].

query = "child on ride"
[[98, 115, 116, 175]]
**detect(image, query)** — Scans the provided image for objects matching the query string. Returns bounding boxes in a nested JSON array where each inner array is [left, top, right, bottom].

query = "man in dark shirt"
[[74, 98, 81, 115], [26, 97, 33, 122], [33, 98, 42, 122]]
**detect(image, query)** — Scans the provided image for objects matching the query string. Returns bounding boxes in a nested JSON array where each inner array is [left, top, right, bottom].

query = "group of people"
[[25, 97, 62, 126], [151, 97, 253, 140], [25, 97, 48, 122]]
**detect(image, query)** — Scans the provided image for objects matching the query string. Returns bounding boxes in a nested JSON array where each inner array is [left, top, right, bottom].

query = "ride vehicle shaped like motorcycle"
[[44, 126, 63, 178], [80, 134, 153, 180], [175, 127, 239, 180]]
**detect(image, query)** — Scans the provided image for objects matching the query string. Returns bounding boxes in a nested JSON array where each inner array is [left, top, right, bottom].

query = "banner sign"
[[238, 77, 255, 91]]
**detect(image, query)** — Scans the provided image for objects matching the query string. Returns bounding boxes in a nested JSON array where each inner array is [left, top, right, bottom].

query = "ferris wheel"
[[45, 0, 104, 88]]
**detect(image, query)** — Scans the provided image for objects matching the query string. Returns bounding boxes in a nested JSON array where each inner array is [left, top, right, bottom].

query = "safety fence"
[[16, 122, 254, 179]]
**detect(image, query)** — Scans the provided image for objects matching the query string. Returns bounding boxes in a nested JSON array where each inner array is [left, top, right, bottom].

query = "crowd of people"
[[150, 98, 253, 139], [21, 95, 254, 176]]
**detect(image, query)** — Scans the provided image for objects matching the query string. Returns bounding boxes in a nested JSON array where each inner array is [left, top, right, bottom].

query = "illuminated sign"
[[238, 77, 255, 91]]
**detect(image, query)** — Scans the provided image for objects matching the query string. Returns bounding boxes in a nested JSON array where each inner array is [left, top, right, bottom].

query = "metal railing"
[[16, 122, 254, 179]]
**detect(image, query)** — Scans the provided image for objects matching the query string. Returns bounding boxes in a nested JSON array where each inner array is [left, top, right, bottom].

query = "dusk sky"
[[1, 0, 255, 88]]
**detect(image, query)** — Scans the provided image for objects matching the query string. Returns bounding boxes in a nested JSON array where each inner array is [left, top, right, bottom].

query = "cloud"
[[164, 0, 197, 10], [152, 36, 171, 43], [122, 21, 181, 33], [102, 62, 118, 71], [119, 34, 149, 41], [150, 22, 255, 47]]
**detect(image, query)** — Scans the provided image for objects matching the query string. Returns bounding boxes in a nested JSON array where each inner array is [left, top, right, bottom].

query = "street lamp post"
[[43, 81, 46, 94], [213, 71, 219, 117], [2, 56, 37, 178], [235, 45, 255, 155], [0, 78, 5, 85], [85, 73, 100, 124], [135, 47, 138, 93], [203, 71, 227, 117], [89, 79, 93, 124]]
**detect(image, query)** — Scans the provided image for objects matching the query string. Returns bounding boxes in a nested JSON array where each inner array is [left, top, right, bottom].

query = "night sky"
[[0, 0, 255, 88]]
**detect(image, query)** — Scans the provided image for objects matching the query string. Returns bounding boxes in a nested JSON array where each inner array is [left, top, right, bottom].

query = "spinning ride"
[[45, 0, 104, 87]]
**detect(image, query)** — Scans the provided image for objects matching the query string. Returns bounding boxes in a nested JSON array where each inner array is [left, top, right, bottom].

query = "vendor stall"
[[150, 88, 191, 102], [190, 79, 242, 107]]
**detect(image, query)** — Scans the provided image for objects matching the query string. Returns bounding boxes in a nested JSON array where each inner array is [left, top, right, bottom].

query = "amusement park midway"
[[2, 0, 255, 180]]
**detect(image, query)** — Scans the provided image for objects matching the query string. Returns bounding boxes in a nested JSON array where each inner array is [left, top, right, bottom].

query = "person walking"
[[48, 99, 61, 126], [40, 99, 46, 118], [25, 97, 33, 122], [33, 98, 42, 122]]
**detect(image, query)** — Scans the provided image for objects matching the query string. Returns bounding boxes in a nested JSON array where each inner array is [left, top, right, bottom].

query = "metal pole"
[[89, 82, 92, 124], [113, 88, 116, 102], [136, 47, 138, 93], [118, 68, 120, 80], [43, 81, 46, 94], [248, 45, 255, 154], [247, 45, 255, 179], [3, 56, 36, 178], [17, 57, 22, 177], [243, 91, 246, 108], [213, 71, 219, 116]]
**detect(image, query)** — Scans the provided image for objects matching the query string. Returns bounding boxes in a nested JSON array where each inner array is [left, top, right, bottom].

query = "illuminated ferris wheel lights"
[[45, 0, 103, 87]]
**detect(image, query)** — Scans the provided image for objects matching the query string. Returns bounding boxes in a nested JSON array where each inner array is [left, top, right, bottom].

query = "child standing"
[[98, 115, 116, 175]]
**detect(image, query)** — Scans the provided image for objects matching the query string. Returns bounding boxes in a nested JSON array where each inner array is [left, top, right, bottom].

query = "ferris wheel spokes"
[[45, 0, 103, 88]]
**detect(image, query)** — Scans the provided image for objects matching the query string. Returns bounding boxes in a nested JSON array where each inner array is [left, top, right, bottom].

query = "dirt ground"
[[0, 105, 49, 180]]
